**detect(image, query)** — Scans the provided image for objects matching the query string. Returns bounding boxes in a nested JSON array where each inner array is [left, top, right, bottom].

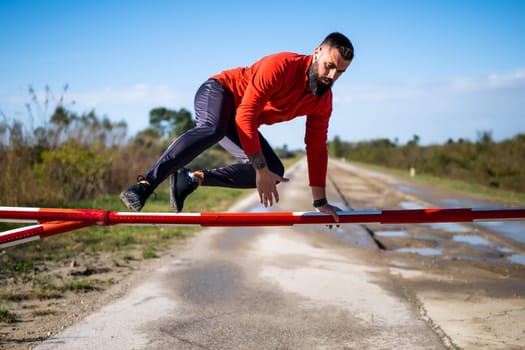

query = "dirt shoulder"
[[0, 241, 190, 350], [329, 159, 525, 350]]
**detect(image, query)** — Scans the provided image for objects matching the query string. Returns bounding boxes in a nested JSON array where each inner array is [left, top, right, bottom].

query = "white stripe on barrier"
[[0, 236, 40, 248], [0, 224, 41, 237]]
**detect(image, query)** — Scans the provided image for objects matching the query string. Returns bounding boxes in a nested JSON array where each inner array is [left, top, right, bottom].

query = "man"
[[121, 32, 354, 222]]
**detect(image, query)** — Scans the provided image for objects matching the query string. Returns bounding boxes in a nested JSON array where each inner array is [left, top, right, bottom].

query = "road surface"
[[35, 159, 525, 350]]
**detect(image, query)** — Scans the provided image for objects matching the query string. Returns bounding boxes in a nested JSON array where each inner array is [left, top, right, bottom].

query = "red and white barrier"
[[0, 221, 91, 248], [1, 206, 524, 248]]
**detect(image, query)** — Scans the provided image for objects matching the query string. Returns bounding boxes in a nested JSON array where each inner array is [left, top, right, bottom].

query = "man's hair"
[[321, 32, 354, 61]]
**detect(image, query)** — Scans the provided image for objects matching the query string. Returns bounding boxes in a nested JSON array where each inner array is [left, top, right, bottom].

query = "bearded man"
[[121, 32, 354, 222]]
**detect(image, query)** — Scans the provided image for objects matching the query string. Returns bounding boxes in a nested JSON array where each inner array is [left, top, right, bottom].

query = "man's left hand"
[[316, 203, 341, 227]]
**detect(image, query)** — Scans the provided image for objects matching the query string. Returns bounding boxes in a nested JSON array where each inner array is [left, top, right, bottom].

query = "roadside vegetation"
[[328, 133, 525, 205]]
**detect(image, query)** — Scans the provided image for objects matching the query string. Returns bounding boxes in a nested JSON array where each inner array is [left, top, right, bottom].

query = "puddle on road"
[[388, 231, 524, 265], [475, 221, 525, 245], [399, 201, 424, 210], [439, 198, 493, 208], [452, 235, 493, 246], [383, 190, 525, 268], [395, 247, 443, 256], [392, 184, 425, 196], [449, 235, 525, 265], [333, 225, 374, 248], [509, 254, 525, 265], [498, 247, 513, 253], [375, 230, 408, 238]]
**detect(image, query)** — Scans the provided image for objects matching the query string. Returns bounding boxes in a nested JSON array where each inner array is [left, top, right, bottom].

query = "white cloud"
[[335, 68, 525, 104], [450, 68, 525, 93]]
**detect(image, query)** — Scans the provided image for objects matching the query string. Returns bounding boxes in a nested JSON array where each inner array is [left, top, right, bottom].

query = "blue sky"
[[1, 0, 524, 149]]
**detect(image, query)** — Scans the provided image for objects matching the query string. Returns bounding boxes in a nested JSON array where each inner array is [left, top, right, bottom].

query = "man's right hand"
[[255, 167, 289, 207]]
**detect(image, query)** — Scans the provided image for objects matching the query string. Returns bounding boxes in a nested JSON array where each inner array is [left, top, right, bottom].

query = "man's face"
[[308, 46, 351, 97]]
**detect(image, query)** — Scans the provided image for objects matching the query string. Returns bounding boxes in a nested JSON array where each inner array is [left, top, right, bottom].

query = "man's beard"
[[308, 61, 333, 97]]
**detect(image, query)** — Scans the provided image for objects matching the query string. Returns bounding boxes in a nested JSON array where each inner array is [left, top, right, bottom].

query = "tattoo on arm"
[[248, 152, 267, 170]]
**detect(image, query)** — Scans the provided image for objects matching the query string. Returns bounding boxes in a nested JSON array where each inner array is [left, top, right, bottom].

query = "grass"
[[0, 155, 305, 304], [0, 306, 16, 323], [1, 183, 248, 265], [60, 279, 98, 292], [0, 184, 247, 305], [6, 260, 35, 273], [141, 245, 157, 259], [346, 160, 525, 206], [34, 287, 63, 300]]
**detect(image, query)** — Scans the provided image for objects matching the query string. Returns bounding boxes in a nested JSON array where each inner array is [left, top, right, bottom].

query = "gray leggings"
[[144, 79, 284, 189]]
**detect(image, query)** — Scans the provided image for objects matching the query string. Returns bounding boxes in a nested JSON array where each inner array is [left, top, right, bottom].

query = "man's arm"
[[304, 112, 340, 221], [248, 152, 289, 207], [311, 186, 341, 222]]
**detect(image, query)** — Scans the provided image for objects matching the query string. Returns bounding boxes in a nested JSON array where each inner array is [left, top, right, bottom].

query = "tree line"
[[2, 86, 523, 206], [0, 87, 237, 206], [328, 132, 525, 193]]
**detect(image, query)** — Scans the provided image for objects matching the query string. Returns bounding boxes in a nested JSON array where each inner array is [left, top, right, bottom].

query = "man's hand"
[[255, 167, 289, 207], [311, 186, 340, 224], [248, 152, 289, 207], [316, 202, 341, 226]]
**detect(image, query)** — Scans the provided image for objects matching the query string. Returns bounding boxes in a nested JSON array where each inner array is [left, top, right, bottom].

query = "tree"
[[407, 134, 420, 147], [476, 130, 493, 145], [149, 107, 194, 140], [329, 135, 343, 158]]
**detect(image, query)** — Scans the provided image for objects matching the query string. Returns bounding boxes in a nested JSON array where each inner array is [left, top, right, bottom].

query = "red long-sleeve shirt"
[[211, 52, 332, 187]]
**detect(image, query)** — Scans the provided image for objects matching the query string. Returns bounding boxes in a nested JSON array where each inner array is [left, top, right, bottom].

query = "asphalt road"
[[35, 159, 525, 350]]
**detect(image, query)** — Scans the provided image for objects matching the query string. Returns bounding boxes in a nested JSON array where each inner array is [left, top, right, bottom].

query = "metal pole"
[[1, 206, 524, 248]]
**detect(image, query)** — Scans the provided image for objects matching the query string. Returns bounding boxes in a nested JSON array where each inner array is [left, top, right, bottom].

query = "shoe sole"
[[120, 191, 143, 212]]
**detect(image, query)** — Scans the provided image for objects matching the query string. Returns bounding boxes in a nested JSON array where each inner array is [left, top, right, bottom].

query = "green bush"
[[334, 132, 525, 194]]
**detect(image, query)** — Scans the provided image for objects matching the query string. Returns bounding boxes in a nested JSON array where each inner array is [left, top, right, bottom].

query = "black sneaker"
[[120, 176, 154, 212], [170, 168, 198, 212]]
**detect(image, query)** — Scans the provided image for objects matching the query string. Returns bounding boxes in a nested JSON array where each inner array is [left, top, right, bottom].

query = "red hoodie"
[[211, 52, 332, 187]]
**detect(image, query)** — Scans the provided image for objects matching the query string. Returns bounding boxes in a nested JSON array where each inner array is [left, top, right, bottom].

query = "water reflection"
[[375, 230, 408, 238], [452, 235, 492, 246], [508, 254, 525, 265], [395, 247, 443, 256]]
